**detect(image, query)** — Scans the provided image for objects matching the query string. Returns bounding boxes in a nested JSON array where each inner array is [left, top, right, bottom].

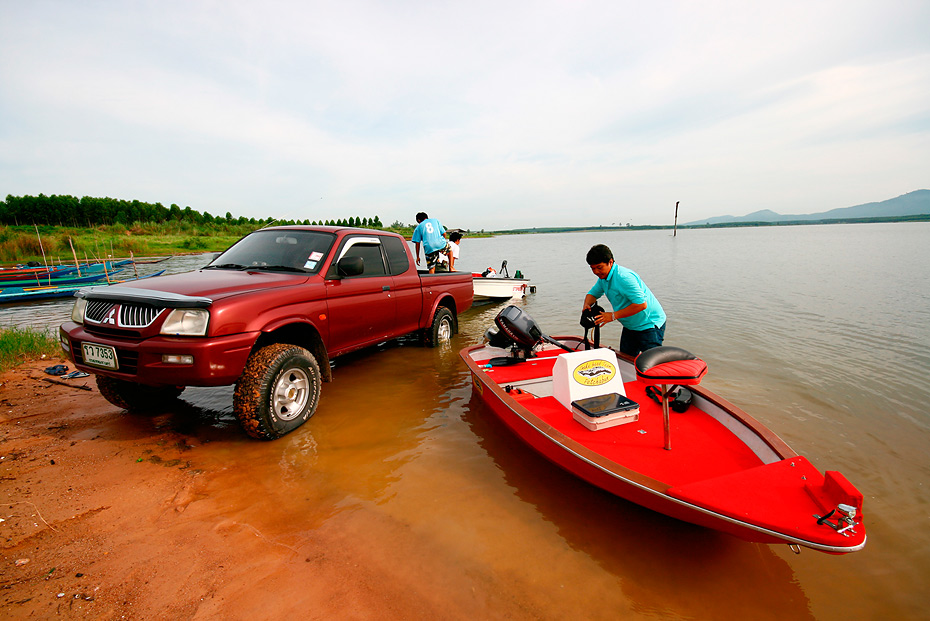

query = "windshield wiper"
[[247, 265, 309, 273], [203, 263, 248, 270]]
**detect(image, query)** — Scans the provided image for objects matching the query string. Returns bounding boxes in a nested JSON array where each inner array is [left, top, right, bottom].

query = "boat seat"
[[634, 346, 707, 387], [634, 346, 707, 450]]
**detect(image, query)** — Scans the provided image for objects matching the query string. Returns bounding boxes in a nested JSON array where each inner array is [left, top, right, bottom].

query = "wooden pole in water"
[[673, 201, 680, 237], [34, 225, 51, 285], [68, 237, 81, 276]]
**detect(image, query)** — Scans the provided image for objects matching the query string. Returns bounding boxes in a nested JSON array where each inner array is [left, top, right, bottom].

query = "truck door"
[[324, 236, 397, 353], [382, 235, 422, 336]]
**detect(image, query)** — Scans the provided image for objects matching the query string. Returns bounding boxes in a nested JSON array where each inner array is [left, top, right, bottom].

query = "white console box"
[[552, 348, 627, 410]]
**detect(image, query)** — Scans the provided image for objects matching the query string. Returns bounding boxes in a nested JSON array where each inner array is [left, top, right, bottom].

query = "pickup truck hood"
[[90, 269, 311, 303]]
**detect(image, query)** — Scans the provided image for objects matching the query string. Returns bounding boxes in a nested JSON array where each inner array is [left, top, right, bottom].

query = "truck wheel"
[[96, 376, 184, 411], [424, 307, 455, 347], [234, 343, 322, 440]]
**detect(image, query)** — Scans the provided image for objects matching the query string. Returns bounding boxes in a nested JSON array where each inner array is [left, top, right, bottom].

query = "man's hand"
[[595, 311, 614, 327]]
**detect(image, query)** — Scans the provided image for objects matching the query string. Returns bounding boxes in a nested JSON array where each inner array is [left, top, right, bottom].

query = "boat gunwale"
[[460, 338, 866, 553]]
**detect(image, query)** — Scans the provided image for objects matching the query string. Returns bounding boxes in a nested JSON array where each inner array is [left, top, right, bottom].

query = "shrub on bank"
[[0, 326, 62, 372]]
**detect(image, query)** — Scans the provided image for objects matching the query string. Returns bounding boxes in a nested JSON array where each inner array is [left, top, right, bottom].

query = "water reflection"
[[460, 393, 814, 619]]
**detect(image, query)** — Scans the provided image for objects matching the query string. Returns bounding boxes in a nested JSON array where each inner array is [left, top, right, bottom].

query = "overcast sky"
[[1, 1, 928, 230]]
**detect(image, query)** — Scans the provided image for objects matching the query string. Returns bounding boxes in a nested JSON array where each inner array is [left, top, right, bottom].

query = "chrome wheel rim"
[[273, 367, 310, 421], [437, 317, 452, 341]]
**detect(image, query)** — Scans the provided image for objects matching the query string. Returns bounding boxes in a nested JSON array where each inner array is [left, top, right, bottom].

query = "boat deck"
[[476, 352, 765, 488]]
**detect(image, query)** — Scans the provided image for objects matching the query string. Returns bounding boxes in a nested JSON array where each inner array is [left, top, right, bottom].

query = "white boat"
[[472, 261, 535, 301]]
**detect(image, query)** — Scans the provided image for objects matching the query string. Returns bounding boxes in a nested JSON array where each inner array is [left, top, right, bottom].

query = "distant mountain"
[[685, 190, 930, 225]]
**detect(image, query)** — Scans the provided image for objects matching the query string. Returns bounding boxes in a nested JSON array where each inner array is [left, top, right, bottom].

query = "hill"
[[686, 190, 930, 225]]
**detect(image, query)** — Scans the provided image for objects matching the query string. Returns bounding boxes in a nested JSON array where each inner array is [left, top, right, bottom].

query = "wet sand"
[[0, 358, 489, 619]]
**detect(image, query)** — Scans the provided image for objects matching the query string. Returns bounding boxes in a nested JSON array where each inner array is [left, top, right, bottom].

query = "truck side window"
[[337, 239, 387, 276], [382, 236, 411, 275]]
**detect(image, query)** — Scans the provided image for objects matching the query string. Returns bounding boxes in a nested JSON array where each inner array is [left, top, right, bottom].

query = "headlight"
[[160, 309, 210, 336], [71, 297, 87, 324]]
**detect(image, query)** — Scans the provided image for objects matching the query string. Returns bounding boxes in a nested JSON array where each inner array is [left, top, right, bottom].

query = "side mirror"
[[337, 256, 364, 277]]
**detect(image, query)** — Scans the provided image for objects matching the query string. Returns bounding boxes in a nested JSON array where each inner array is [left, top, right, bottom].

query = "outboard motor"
[[493, 305, 573, 358], [495, 305, 543, 355], [483, 325, 515, 350]]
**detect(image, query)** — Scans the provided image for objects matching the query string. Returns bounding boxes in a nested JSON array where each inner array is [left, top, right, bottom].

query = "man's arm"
[[594, 300, 648, 327]]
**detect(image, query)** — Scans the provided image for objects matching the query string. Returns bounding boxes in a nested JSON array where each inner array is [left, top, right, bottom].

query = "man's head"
[[586, 244, 614, 279], [449, 232, 462, 243], [416, 212, 428, 223]]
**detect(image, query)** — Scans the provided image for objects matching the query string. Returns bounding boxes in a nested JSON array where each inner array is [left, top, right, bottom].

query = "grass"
[[0, 221, 486, 265], [0, 222, 254, 264], [0, 326, 63, 373]]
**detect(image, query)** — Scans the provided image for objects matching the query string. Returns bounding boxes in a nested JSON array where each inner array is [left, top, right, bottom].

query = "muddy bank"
[[0, 359, 519, 619]]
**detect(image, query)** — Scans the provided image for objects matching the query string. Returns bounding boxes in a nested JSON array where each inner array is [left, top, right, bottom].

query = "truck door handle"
[[382, 286, 391, 292]]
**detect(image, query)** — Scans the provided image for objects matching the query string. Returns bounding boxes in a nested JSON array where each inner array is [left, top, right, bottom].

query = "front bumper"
[[60, 321, 258, 387]]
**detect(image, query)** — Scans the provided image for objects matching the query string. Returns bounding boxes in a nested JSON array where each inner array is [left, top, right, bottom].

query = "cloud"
[[1, 0, 928, 228]]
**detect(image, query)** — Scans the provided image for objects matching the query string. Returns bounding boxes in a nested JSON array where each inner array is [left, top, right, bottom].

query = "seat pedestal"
[[634, 346, 708, 450]]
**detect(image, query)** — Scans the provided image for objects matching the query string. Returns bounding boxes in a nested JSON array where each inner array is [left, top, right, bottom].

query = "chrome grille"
[[84, 299, 164, 328], [119, 304, 164, 328], [85, 299, 115, 322]]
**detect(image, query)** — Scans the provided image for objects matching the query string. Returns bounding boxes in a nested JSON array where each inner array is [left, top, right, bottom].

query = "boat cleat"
[[813, 503, 858, 536]]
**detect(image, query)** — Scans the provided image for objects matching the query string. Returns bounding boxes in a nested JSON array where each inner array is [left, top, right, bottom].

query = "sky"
[[1, 1, 928, 230]]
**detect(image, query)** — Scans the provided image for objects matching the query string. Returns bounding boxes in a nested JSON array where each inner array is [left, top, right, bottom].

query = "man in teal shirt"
[[411, 212, 450, 274], [582, 244, 667, 356]]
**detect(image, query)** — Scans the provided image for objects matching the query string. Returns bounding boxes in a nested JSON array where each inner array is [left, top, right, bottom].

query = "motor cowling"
[[495, 305, 543, 350]]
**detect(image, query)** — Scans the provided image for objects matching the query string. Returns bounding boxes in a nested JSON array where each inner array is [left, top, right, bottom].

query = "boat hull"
[[461, 339, 866, 553], [472, 276, 532, 300], [0, 270, 165, 304]]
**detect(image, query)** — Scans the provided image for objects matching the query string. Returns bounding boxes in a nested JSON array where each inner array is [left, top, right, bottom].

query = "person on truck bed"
[[412, 212, 450, 274]]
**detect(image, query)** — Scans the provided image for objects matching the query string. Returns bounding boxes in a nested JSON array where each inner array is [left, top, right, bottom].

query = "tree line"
[[0, 194, 383, 229]]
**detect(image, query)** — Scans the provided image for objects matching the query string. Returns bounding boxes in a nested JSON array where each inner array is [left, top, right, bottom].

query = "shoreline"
[[0, 359, 407, 618]]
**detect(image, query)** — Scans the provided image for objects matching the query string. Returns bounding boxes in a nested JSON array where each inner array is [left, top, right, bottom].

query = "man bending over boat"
[[412, 212, 450, 274], [582, 244, 667, 357]]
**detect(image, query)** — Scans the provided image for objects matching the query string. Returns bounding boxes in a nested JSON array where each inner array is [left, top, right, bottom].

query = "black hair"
[[416, 212, 428, 222], [449, 232, 462, 242], [586, 244, 613, 265]]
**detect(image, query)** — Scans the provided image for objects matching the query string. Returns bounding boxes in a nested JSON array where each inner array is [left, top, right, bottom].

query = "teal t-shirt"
[[588, 263, 666, 331], [411, 218, 447, 254]]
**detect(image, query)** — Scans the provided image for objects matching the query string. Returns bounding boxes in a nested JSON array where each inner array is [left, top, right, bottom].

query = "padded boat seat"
[[635, 346, 707, 386]]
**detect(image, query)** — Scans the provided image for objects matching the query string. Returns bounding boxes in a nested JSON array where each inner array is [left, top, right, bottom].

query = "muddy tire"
[[96, 376, 184, 411], [234, 343, 322, 440], [423, 307, 455, 347]]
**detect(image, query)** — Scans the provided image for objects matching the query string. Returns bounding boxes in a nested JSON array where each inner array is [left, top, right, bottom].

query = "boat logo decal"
[[573, 359, 616, 386]]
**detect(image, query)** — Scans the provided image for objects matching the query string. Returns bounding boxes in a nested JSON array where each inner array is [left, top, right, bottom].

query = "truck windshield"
[[206, 230, 336, 273]]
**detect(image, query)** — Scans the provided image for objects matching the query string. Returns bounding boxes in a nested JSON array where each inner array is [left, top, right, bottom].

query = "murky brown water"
[[3, 226, 928, 618]]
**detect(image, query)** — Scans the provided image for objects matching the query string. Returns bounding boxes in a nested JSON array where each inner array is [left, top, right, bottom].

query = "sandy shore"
[[0, 358, 469, 619]]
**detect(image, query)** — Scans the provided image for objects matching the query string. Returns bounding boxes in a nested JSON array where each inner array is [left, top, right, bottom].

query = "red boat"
[[460, 306, 866, 554]]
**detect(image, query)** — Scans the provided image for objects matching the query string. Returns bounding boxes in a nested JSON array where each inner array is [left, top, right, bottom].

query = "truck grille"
[[85, 300, 165, 328]]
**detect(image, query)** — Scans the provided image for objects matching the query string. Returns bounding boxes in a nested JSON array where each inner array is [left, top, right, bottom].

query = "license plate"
[[82, 342, 119, 370]]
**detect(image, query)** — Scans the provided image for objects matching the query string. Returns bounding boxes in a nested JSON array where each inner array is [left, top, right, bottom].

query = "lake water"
[[2, 223, 928, 618]]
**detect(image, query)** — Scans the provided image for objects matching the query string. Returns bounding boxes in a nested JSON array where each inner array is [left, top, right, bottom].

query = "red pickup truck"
[[59, 226, 473, 440]]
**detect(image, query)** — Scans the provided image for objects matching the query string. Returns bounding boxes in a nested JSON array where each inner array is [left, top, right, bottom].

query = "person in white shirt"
[[447, 232, 462, 271]]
